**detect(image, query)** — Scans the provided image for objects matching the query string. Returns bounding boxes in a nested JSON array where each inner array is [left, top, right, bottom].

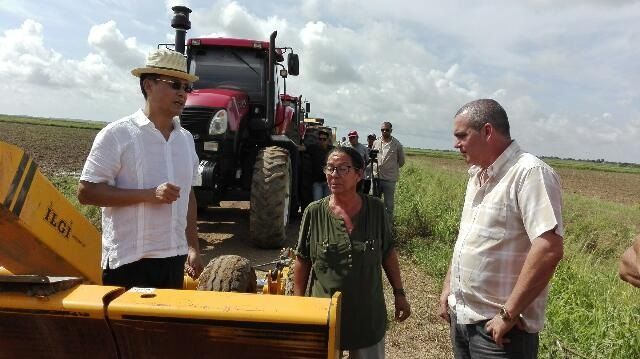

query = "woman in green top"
[[294, 146, 411, 358]]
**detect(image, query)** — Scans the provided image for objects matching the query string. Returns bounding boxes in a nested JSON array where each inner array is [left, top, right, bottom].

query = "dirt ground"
[[1, 121, 454, 357]]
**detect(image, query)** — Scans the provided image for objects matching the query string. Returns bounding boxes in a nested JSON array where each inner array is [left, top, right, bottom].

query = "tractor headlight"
[[208, 109, 228, 135]]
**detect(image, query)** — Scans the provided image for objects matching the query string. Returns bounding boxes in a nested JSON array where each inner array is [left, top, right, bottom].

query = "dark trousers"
[[102, 255, 187, 289], [450, 311, 539, 359]]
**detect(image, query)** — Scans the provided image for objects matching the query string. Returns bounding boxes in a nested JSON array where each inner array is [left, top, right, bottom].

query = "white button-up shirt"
[[448, 141, 563, 333], [80, 109, 199, 269]]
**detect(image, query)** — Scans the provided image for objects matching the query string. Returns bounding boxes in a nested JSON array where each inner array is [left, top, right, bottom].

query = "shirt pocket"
[[473, 202, 507, 242], [313, 237, 348, 271], [352, 238, 380, 267]]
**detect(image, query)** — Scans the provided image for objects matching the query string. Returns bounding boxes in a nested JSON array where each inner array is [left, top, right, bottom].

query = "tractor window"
[[191, 47, 266, 102]]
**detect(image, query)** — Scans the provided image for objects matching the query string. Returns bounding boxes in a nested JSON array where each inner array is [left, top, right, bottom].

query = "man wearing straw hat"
[[78, 48, 203, 289]]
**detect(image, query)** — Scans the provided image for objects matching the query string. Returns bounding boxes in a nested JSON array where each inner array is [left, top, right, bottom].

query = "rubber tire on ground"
[[249, 146, 291, 248], [283, 266, 295, 296], [197, 255, 257, 293]]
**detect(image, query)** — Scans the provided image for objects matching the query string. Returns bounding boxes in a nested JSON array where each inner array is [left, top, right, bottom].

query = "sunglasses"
[[380, 128, 391, 132], [154, 78, 193, 93], [318, 137, 328, 141]]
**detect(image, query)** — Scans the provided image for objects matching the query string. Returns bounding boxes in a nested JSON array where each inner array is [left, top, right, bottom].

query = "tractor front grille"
[[180, 107, 217, 134]]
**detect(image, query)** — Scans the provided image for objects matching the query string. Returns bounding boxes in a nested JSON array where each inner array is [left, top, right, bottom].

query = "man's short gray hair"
[[455, 99, 510, 138]]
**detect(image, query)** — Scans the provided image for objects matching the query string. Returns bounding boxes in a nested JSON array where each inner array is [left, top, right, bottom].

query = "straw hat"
[[131, 48, 199, 82]]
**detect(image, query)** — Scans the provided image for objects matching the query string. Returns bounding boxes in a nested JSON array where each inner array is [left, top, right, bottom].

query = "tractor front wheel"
[[249, 147, 291, 248]]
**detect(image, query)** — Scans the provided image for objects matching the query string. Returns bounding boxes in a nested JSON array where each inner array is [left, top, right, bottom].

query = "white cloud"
[[0, 19, 141, 121], [88, 21, 144, 70]]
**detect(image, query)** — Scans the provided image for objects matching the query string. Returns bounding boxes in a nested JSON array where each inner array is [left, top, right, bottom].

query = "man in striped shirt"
[[438, 99, 564, 358]]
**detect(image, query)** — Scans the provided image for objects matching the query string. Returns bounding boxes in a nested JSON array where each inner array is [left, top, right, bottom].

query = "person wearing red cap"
[[344, 131, 369, 192]]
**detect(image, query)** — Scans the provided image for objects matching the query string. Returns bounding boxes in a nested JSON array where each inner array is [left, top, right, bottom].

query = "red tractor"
[[169, 6, 303, 248]]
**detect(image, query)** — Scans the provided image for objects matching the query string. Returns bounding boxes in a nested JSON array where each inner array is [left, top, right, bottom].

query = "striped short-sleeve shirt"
[[448, 141, 563, 333]]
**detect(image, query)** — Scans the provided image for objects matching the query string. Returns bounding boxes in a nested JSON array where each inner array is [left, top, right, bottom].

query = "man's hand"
[[152, 183, 181, 204], [619, 243, 640, 287], [438, 290, 450, 323], [394, 294, 411, 322], [185, 247, 203, 279], [485, 314, 523, 347]]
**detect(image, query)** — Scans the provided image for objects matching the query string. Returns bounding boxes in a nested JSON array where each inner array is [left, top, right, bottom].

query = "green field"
[[395, 155, 640, 359]]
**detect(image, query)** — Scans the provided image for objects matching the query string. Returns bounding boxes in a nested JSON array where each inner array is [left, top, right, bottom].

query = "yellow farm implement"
[[0, 140, 341, 358]]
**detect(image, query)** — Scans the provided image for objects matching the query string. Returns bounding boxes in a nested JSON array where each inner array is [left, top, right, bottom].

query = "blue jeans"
[[377, 179, 396, 219], [450, 311, 539, 359], [312, 181, 330, 201]]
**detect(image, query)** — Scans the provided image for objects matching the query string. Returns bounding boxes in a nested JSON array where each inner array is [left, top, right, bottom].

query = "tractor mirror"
[[305, 102, 311, 113], [280, 68, 288, 78], [288, 53, 299, 76]]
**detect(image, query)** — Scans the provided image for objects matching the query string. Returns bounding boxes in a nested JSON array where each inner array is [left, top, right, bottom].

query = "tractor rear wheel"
[[249, 147, 291, 248], [197, 255, 257, 293]]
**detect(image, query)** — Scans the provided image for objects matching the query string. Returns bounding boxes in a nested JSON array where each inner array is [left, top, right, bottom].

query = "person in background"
[[307, 130, 334, 201], [372, 122, 405, 218], [438, 99, 564, 358], [78, 49, 203, 289], [364, 133, 377, 195], [294, 146, 411, 358], [343, 130, 369, 193], [619, 235, 640, 287]]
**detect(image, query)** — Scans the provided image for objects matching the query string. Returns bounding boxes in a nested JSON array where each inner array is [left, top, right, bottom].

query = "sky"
[[0, 0, 639, 163]]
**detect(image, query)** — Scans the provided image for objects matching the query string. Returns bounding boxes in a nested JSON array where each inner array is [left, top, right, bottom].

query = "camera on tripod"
[[369, 149, 379, 163]]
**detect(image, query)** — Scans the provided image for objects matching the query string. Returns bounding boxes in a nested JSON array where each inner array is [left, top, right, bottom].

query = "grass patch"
[[405, 147, 640, 174], [394, 155, 640, 358], [0, 114, 106, 130], [49, 175, 102, 230]]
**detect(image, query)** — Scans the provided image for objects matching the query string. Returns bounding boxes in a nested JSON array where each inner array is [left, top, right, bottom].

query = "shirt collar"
[[468, 140, 521, 180], [131, 109, 183, 131]]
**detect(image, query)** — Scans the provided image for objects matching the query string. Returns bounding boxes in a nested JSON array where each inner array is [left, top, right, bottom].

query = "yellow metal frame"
[[0, 141, 102, 283], [108, 288, 334, 325], [327, 292, 342, 359], [0, 284, 123, 319]]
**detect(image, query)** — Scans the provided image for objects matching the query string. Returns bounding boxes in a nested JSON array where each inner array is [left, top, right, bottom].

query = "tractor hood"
[[185, 89, 250, 132]]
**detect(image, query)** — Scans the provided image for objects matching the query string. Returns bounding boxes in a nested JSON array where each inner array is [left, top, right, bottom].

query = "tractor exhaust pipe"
[[267, 31, 277, 129], [171, 6, 192, 54]]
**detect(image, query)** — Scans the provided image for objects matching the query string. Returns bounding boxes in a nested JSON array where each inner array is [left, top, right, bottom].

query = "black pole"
[[267, 31, 277, 129], [171, 6, 191, 54]]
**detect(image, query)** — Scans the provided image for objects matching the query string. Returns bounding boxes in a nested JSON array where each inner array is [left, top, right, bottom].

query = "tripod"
[[367, 157, 381, 198]]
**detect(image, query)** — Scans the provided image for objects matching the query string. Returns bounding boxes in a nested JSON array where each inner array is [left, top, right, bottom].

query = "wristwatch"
[[498, 305, 513, 322], [393, 288, 406, 297]]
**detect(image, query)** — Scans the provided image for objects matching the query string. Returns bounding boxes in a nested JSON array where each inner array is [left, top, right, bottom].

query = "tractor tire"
[[197, 255, 257, 293], [282, 266, 295, 296], [249, 146, 292, 248]]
